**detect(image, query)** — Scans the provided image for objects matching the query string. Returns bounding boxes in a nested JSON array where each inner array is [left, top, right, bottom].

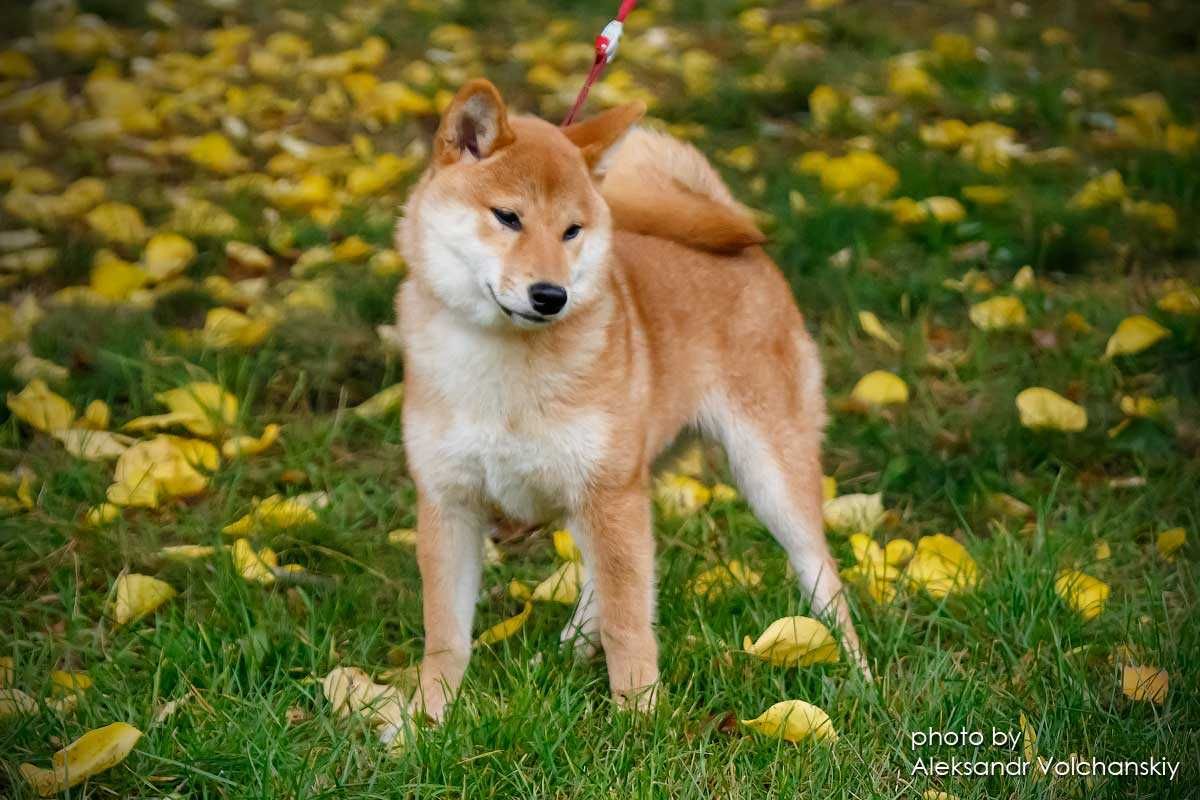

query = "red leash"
[[561, 0, 637, 126]]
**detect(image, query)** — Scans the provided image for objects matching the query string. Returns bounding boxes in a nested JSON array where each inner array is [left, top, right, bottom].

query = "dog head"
[[399, 79, 643, 329]]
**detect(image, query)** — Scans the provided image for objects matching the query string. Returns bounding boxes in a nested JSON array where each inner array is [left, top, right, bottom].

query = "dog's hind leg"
[[698, 369, 870, 677]]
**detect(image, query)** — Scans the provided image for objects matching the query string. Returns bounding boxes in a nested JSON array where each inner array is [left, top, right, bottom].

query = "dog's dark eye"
[[491, 208, 522, 231], [563, 224, 582, 241]]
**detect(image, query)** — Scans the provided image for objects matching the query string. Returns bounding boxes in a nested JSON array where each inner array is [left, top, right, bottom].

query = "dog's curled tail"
[[600, 127, 765, 254]]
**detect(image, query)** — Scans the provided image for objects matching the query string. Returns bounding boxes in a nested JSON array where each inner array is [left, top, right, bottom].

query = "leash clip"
[[596, 19, 624, 63]]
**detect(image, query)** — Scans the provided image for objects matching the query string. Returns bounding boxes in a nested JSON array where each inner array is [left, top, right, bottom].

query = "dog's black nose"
[[528, 282, 568, 316]]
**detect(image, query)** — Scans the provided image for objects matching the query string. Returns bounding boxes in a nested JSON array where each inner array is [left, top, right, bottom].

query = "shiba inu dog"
[[392, 78, 866, 734]]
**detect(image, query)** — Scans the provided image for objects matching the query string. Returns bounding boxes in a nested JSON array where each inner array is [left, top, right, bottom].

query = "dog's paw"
[[614, 681, 661, 713]]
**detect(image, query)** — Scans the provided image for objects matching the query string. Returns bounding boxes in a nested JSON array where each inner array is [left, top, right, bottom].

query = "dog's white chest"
[[405, 315, 609, 522]]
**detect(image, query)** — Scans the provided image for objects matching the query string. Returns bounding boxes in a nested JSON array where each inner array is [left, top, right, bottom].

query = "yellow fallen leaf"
[[49, 670, 92, 696], [823, 492, 885, 533], [822, 476, 837, 501], [0, 655, 12, 686], [223, 492, 326, 535], [353, 384, 405, 419], [222, 424, 281, 458], [231, 537, 277, 585], [1094, 540, 1112, 560], [322, 666, 407, 736], [475, 602, 533, 646], [690, 560, 761, 600], [1104, 315, 1170, 358], [552, 529, 582, 562], [154, 382, 238, 437], [85, 202, 147, 245], [741, 699, 837, 743], [850, 370, 908, 406], [332, 235, 373, 262], [20, 722, 142, 797], [159, 544, 218, 561], [1068, 169, 1126, 209], [84, 503, 120, 527], [1157, 287, 1200, 315], [742, 616, 839, 666], [202, 308, 273, 349], [90, 250, 149, 300], [387, 528, 417, 546], [141, 233, 196, 281], [710, 482, 738, 503], [107, 436, 218, 508], [1055, 569, 1109, 621], [654, 472, 712, 517], [962, 184, 1012, 206], [184, 132, 248, 174], [51, 428, 135, 461], [1122, 665, 1168, 704], [1, 686, 38, 717], [818, 151, 899, 204], [225, 241, 274, 272], [1020, 712, 1038, 768], [969, 295, 1027, 330], [858, 311, 901, 350], [7, 379, 75, 432], [1016, 388, 1087, 432], [904, 534, 978, 598], [346, 153, 416, 196], [112, 573, 176, 625], [1156, 527, 1185, 560], [80, 399, 111, 430], [531, 561, 582, 604]]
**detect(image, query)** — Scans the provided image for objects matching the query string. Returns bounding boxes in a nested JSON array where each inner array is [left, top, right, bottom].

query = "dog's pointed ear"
[[434, 79, 515, 165], [563, 101, 645, 177]]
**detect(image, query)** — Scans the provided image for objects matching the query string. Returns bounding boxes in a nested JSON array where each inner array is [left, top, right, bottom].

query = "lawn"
[[1, 0, 1198, 797]]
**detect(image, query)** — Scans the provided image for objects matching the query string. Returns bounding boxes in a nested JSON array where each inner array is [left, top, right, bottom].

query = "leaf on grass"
[[223, 492, 326, 535], [850, 370, 908, 407], [857, 311, 901, 350], [1156, 527, 1185, 560], [690, 560, 761, 600], [112, 573, 176, 625], [50, 428, 135, 461], [353, 383, 406, 419], [823, 492, 885, 533], [202, 308, 273, 349], [1122, 665, 1168, 704], [742, 616, 839, 666], [552, 529, 582, 562], [475, 602, 533, 646], [49, 671, 92, 695], [654, 472, 712, 517], [153, 382, 238, 437], [84, 503, 120, 527], [531, 561, 582, 604], [159, 544, 219, 561], [904, 534, 978, 598], [387, 528, 416, 546], [1016, 388, 1087, 432], [107, 435, 219, 507], [0, 687, 38, 717], [1104, 315, 1169, 358], [7, 379, 75, 432], [741, 699, 837, 743], [20, 722, 143, 797], [969, 295, 1027, 330], [231, 538, 277, 585], [221, 423, 280, 458], [321, 666, 407, 743], [141, 233, 195, 281], [1054, 569, 1109, 621]]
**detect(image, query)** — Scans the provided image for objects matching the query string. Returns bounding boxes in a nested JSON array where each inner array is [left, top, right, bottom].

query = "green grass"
[[2, 0, 1199, 797]]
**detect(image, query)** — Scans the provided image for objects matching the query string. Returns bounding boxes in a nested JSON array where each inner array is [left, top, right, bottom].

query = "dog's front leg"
[[582, 485, 660, 711], [410, 496, 484, 724]]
